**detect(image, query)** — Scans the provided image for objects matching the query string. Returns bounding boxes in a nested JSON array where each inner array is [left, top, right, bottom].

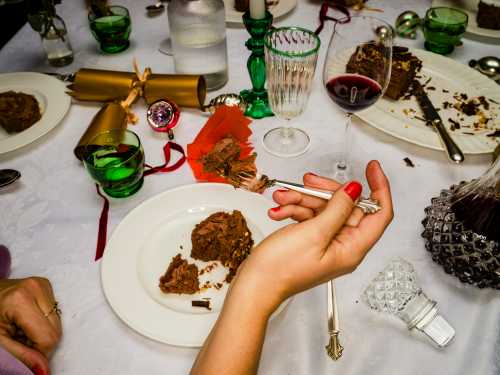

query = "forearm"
[[190, 277, 273, 375]]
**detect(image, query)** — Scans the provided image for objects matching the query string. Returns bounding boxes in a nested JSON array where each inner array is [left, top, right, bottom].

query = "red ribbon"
[[94, 141, 186, 261], [315, 1, 351, 35], [95, 184, 110, 261]]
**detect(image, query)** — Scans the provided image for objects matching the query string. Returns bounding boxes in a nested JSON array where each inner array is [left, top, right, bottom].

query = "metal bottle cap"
[[420, 314, 456, 348]]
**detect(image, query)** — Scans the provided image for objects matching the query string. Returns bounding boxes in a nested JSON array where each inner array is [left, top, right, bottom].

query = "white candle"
[[249, 0, 266, 19]]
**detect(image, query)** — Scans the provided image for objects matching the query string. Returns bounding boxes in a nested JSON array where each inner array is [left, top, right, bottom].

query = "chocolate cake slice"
[[159, 254, 200, 294], [477, 1, 500, 30], [191, 210, 253, 282], [201, 136, 259, 188], [0, 91, 41, 133], [346, 45, 422, 100], [201, 136, 241, 175]]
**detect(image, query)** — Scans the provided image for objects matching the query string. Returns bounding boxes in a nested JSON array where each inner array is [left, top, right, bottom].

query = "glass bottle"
[[167, 0, 229, 91], [41, 15, 74, 67]]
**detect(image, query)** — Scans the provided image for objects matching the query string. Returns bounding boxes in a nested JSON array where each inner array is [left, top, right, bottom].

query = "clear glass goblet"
[[263, 27, 320, 158]]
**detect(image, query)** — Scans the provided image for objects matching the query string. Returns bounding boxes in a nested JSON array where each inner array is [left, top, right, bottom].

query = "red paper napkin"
[[187, 106, 253, 183]]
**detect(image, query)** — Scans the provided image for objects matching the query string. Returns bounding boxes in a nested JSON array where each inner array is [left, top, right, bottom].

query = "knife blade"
[[413, 81, 464, 163], [43, 72, 75, 83]]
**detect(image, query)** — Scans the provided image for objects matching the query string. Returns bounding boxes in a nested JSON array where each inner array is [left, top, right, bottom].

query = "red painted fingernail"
[[343, 181, 362, 201], [270, 206, 281, 212], [306, 172, 317, 177], [277, 189, 288, 193], [32, 364, 47, 375]]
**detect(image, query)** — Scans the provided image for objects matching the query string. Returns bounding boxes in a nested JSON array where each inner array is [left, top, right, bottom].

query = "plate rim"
[[0, 72, 71, 155], [355, 48, 499, 154], [101, 182, 291, 347]]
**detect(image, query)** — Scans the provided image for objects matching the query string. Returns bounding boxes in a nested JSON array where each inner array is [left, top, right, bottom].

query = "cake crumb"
[[403, 157, 415, 168]]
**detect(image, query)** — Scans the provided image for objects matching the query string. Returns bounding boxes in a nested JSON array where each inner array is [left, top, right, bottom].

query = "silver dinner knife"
[[414, 81, 464, 163], [43, 72, 75, 82]]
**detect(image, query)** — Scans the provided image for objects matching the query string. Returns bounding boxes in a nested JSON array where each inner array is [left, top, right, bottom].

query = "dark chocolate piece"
[[403, 157, 415, 167], [192, 300, 211, 310]]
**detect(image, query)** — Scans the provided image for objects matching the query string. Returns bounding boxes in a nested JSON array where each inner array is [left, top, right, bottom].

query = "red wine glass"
[[323, 16, 392, 182]]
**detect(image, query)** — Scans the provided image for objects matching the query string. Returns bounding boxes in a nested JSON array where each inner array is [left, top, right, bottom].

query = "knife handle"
[[432, 119, 465, 163]]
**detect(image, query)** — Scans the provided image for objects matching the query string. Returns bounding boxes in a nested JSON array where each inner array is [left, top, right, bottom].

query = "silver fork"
[[238, 173, 381, 215]]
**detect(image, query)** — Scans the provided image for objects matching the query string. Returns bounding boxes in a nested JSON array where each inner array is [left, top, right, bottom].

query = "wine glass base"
[[262, 127, 310, 158], [159, 38, 172, 56]]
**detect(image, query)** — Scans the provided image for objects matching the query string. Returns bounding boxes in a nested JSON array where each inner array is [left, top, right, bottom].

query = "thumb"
[[312, 181, 362, 241], [0, 335, 50, 375]]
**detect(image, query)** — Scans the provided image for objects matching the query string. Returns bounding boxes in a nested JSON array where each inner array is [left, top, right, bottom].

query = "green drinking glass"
[[423, 7, 468, 55], [89, 5, 131, 53], [83, 129, 144, 198]]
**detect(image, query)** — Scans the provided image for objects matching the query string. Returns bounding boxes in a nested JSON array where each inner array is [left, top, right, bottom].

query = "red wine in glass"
[[325, 74, 382, 112]]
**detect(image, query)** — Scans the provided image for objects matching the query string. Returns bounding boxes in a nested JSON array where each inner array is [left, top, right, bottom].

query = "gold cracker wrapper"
[[68, 68, 206, 108], [74, 102, 128, 160]]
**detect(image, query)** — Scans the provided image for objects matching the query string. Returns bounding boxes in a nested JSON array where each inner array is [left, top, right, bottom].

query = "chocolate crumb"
[[448, 118, 460, 131], [414, 115, 426, 123], [192, 300, 211, 311], [460, 93, 468, 101], [442, 101, 452, 109], [214, 282, 223, 290], [426, 86, 436, 91], [487, 130, 500, 137], [403, 157, 415, 167], [478, 96, 490, 110], [489, 98, 499, 105], [463, 132, 474, 135], [180, 245, 183, 250], [442, 89, 449, 93]]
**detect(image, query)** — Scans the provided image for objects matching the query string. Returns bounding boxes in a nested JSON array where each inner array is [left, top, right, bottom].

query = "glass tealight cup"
[[83, 129, 144, 198], [423, 7, 468, 55], [88, 5, 132, 53]]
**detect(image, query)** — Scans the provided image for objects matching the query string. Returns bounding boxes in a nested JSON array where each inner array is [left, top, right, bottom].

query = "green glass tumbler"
[[89, 5, 131, 53], [423, 7, 468, 55], [83, 129, 144, 198]]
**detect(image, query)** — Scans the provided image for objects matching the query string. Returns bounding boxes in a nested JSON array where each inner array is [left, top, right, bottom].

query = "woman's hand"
[[0, 277, 62, 375], [234, 160, 393, 315]]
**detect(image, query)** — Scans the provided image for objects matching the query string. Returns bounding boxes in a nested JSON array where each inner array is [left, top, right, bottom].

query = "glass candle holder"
[[83, 129, 144, 198], [89, 5, 132, 54], [423, 7, 468, 55]]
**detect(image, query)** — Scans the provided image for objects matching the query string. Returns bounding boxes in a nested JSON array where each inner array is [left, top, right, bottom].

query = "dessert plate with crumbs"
[[329, 48, 499, 154], [0, 72, 70, 155], [101, 183, 292, 347]]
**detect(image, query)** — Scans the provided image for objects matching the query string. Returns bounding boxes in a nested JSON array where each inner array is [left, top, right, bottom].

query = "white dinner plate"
[[0, 72, 71, 155], [432, 0, 500, 41], [101, 183, 291, 347], [353, 49, 500, 154], [224, 0, 297, 24]]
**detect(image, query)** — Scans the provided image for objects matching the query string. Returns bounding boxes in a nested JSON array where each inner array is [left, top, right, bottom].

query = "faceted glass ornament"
[[363, 258, 420, 314], [422, 183, 500, 290], [362, 258, 455, 347]]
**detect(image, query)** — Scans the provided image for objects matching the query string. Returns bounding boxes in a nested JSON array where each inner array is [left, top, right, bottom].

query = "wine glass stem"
[[336, 113, 352, 181], [280, 122, 293, 144]]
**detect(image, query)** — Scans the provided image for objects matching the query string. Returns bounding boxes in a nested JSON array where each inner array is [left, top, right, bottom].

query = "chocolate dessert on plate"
[[191, 210, 253, 282], [0, 91, 42, 133], [159, 254, 200, 294]]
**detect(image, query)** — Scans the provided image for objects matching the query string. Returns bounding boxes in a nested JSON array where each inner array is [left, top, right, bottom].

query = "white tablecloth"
[[0, 1, 499, 374]]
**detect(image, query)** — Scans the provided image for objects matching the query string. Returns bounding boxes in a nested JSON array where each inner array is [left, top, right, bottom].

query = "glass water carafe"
[[168, 0, 229, 91]]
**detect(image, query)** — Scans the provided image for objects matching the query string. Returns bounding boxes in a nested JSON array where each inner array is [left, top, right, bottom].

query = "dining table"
[[0, 0, 499, 374]]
